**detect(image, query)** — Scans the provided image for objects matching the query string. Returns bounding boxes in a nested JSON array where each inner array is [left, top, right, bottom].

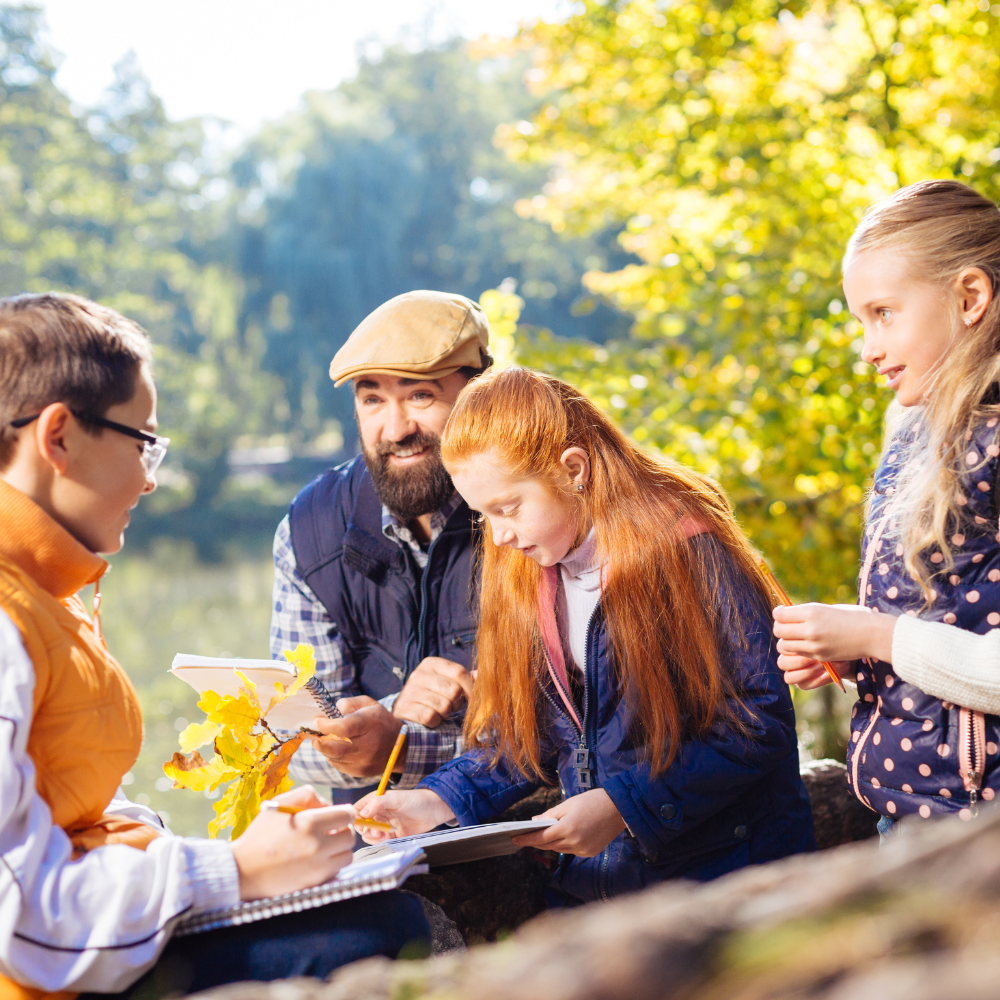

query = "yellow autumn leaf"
[[260, 731, 309, 797], [197, 690, 224, 716], [229, 770, 264, 840], [266, 772, 294, 801], [234, 669, 262, 715], [265, 642, 317, 715], [207, 692, 260, 732], [209, 781, 241, 839], [281, 643, 316, 696], [178, 720, 223, 753], [163, 751, 237, 793], [214, 727, 261, 771]]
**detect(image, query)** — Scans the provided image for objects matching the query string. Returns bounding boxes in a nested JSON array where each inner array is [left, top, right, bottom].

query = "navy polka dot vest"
[[849, 414, 1000, 821]]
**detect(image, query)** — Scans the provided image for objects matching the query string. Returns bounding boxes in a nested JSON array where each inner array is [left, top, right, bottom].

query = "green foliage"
[[506, 0, 1000, 600], [232, 40, 631, 438], [0, 8, 282, 524]]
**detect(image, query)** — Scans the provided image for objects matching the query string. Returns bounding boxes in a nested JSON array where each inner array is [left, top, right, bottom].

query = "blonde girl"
[[774, 180, 1000, 831]]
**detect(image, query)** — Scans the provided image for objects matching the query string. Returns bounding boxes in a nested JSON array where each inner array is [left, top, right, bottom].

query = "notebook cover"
[[173, 847, 428, 936], [353, 819, 556, 867]]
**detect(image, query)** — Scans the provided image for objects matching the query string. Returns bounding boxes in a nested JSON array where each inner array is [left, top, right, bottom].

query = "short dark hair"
[[0, 292, 152, 470]]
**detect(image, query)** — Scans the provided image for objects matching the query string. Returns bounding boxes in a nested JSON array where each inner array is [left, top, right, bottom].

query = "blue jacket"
[[850, 415, 1000, 819], [421, 534, 815, 902], [288, 456, 479, 699]]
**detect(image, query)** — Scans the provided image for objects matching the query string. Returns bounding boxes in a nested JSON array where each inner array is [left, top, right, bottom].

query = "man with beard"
[[271, 291, 490, 800]]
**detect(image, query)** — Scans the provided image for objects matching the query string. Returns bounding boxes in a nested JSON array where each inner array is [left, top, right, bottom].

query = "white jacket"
[[0, 610, 240, 993]]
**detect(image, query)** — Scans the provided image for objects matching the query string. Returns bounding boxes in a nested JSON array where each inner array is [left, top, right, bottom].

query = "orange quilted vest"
[[0, 481, 158, 1000]]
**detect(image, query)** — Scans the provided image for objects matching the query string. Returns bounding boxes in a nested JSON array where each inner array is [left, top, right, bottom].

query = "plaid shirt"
[[270, 494, 465, 790]]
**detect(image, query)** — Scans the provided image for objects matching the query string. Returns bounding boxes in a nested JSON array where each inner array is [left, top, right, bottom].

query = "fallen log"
[[192, 804, 998, 1000], [405, 758, 878, 943]]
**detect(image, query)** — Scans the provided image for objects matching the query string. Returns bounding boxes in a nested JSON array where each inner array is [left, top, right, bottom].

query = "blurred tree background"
[[3, 0, 1000, 828]]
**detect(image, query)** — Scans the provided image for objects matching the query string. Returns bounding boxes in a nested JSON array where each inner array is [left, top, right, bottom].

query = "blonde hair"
[[440, 366, 770, 779], [844, 180, 1000, 595]]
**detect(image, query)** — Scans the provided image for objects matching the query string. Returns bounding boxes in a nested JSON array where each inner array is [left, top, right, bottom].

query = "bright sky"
[[37, 0, 568, 133]]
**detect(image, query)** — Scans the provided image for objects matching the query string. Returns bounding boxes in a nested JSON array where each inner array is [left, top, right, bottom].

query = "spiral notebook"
[[173, 847, 428, 936], [170, 654, 342, 730]]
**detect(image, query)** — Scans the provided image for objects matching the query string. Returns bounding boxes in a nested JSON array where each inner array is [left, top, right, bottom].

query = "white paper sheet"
[[353, 819, 557, 867]]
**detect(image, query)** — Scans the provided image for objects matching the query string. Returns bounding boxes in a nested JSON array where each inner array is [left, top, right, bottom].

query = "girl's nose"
[[859, 330, 882, 366], [491, 523, 515, 548]]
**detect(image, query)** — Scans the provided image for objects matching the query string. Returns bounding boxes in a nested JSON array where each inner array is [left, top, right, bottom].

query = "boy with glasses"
[[0, 293, 427, 1000]]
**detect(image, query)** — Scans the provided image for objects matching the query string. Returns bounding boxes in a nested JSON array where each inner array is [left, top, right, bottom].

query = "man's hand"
[[511, 788, 626, 858], [392, 656, 474, 728], [308, 697, 407, 779]]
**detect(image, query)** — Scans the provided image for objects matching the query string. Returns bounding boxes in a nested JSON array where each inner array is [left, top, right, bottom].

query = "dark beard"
[[362, 430, 456, 522]]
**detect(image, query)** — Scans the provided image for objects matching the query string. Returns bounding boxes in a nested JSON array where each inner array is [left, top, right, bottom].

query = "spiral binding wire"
[[304, 676, 343, 719]]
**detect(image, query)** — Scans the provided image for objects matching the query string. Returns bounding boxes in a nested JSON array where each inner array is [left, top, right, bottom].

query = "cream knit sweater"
[[892, 613, 1000, 713]]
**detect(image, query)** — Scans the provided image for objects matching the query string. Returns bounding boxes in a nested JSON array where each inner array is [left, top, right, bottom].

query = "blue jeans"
[[877, 814, 901, 845], [83, 890, 429, 999]]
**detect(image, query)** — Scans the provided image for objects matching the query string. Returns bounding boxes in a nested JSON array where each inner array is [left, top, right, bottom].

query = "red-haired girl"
[[358, 367, 814, 900]]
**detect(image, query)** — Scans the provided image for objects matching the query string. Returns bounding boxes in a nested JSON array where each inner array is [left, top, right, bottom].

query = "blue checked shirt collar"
[[380, 492, 463, 569]]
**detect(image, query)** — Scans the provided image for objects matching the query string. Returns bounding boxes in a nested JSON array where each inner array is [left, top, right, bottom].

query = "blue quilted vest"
[[288, 456, 479, 699], [849, 413, 1000, 820]]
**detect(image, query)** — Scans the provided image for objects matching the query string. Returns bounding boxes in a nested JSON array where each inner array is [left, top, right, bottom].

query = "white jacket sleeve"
[[0, 610, 240, 994], [891, 612, 1000, 714]]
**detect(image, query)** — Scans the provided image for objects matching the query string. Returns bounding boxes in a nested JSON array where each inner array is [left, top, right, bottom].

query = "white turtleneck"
[[556, 528, 603, 677]]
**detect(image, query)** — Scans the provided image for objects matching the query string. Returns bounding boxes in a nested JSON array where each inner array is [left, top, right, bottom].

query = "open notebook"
[[173, 847, 428, 936], [170, 654, 341, 730], [354, 820, 556, 867]]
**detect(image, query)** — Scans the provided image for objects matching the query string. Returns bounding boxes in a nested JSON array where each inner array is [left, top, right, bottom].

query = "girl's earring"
[[965, 317, 974, 327], [576, 483, 584, 492]]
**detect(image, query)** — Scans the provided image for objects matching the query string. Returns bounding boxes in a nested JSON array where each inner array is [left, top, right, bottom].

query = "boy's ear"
[[34, 403, 74, 475]]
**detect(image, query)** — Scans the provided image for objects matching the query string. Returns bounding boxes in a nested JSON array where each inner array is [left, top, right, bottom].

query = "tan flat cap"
[[330, 290, 491, 386]]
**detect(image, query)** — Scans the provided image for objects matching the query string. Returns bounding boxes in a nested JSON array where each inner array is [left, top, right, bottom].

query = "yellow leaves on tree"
[[164, 644, 320, 839], [496, 0, 1000, 603]]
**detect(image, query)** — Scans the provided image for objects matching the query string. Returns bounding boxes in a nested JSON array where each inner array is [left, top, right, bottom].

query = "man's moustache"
[[375, 434, 438, 460]]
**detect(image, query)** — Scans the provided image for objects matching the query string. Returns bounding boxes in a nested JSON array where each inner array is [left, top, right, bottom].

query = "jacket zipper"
[[850, 494, 899, 810], [580, 607, 614, 902], [849, 685, 881, 809], [541, 602, 614, 899], [959, 706, 986, 817], [413, 531, 443, 670]]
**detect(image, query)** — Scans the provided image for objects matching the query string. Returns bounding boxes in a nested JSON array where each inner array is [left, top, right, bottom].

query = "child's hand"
[[511, 788, 625, 858], [231, 785, 355, 900], [772, 602, 897, 681], [353, 788, 455, 843]]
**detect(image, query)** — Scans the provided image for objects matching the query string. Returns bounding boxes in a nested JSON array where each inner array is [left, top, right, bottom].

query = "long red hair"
[[441, 367, 772, 779]]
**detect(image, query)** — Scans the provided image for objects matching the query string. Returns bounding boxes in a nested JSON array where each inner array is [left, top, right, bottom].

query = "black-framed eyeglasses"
[[10, 411, 170, 477]]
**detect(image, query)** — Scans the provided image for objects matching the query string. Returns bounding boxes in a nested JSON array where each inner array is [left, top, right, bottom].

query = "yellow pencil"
[[352, 816, 395, 831], [260, 801, 394, 831], [260, 801, 306, 815], [376, 723, 408, 796], [760, 560, 846, 692]]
